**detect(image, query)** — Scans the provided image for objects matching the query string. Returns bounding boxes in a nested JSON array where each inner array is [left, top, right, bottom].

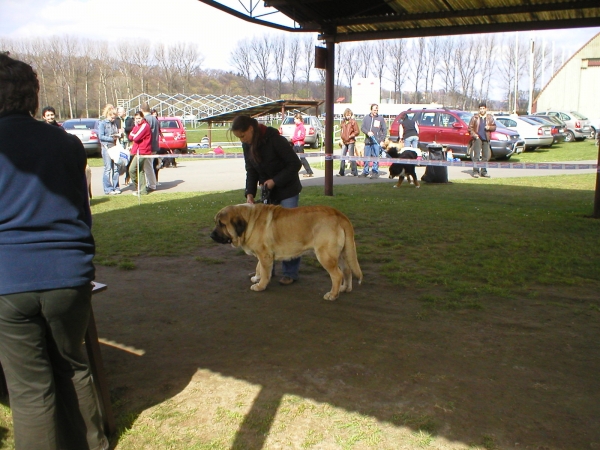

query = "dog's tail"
[[342, 220, 363, 285]]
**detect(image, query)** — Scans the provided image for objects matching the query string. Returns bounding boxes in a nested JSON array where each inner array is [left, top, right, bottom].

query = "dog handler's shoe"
[[481, 172, 491, 178], [370, 172, 380, 179], [472, 172, 480, 178], [303, 173, 314, 177], [279, 276, 295, 285], [358, 173, 369, 177]]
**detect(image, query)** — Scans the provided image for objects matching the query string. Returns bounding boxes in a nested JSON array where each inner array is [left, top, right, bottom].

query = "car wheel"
[[590, 127, 596, 140], [311, 135, 321, 149], [564, 130, 575, 142], [495, 155, 511, 161]]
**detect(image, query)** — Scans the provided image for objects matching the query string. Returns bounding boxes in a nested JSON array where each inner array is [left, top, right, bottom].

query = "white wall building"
[[534, 32, 600, 119]]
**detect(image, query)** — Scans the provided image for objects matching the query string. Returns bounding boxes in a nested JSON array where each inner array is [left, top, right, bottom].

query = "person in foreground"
[[230, 115, 303, 285], [468, 102, 496, 178], [0, 54, 108, 450]]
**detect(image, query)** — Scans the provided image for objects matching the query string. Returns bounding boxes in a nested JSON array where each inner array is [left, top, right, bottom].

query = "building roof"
[[199, 0, 600, 43], [197, 99, 323, 123]]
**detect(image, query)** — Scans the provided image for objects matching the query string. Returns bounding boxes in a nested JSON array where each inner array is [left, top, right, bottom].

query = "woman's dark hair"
[[0, 53, 39, 117], [231, 115, 261, 162], [134, 111, 145, 119]]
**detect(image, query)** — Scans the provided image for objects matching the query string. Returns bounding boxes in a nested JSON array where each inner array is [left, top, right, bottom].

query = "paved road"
[[90, 156, 597, 197]]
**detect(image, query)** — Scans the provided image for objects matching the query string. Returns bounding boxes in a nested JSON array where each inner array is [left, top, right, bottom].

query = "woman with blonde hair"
[[98, 104, 121, 194]]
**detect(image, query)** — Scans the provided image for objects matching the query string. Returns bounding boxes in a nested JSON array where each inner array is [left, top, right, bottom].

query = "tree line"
[[0, 32, 563, 119]]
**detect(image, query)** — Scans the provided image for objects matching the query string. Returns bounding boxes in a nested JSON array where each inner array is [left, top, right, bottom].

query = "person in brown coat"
[[468, 102, 496, 178], [337, 108, 360, 177]]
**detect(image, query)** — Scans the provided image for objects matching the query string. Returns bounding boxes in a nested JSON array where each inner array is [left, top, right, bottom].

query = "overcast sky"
[[1, 0, 599, 75]]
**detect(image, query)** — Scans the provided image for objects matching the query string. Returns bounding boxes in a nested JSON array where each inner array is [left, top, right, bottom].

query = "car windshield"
[[62, 120, 97, 130], [282, 117, 295, 125], [159, 120, 181, 129], [519, 117, 541, 126], [457, 112, 473, 122], [570, 111, 588, 120]]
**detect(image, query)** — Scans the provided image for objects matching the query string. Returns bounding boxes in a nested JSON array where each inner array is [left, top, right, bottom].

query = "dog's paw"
[[393, 185, 398, 188], [250, 276, 261, 283], [323, 292, 339, 301], [250, 283, 266, 292], [415, 185, 420, 189]]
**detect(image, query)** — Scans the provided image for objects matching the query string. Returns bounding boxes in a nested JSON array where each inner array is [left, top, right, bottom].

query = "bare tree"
[[251, 35, 273, 97], [335, 43, 347, 100], [342, 44, 360, 93], [423, 37, 441, 103], [130, 41, 152, 94], [357, 41, 373, 78], [439, 37, 458, 106], [286, 35, 301, 97], [271, 35, 286, 98], [456, 37, 478, 110], [477, 35, 497, 103], [388, 39, 406, 103], [409, 38, 426, 103], [372, 40, 387, 101], [301, 35, 315, 96], [229, 39, 254, 94]]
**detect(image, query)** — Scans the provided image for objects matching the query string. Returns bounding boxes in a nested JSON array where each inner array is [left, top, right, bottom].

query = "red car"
[[158, 117, 188, 153], [389, 109, 524, 160]]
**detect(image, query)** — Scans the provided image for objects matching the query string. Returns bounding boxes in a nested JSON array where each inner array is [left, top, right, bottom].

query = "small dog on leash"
[[85, 164, 92, 199], [385, 147, 420, 188]]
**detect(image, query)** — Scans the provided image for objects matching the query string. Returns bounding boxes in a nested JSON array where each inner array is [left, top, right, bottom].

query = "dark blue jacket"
[[0, 113, 95, 295]]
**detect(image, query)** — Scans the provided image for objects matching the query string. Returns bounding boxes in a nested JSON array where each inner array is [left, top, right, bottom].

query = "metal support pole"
[[324, 40, 335, 196]]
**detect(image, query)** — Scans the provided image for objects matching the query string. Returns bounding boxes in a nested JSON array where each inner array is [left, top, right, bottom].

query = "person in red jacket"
[[291, 113, 314, 177], [128, 111, 153, 195]]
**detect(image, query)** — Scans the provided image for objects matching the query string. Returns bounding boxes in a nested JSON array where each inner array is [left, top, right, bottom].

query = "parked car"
[[524, 115, 566, 144], [158, 117, 188, 153], [279, 115, 324, 148], [61, 118, 101, 156], [389, 109, 525, 160], [534, 110, 592, 142], [588, 117, 600, 140], [494, 116, 554, 151]]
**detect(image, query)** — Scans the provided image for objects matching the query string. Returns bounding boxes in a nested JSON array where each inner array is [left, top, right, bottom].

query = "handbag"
[[106, 145, 121, 164]]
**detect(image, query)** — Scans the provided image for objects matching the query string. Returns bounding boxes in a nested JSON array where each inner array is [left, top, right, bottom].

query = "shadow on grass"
[[84, 179, 600, 449]]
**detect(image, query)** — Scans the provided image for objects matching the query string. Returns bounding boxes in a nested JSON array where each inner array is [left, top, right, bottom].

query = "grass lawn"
[[0, 172, 599, 450]]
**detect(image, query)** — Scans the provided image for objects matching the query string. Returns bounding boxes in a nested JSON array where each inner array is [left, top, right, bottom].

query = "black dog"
[[386, 147, 420, 188]]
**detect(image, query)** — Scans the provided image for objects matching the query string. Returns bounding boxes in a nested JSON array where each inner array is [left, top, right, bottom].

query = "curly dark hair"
[[0, 53, 39, 117]]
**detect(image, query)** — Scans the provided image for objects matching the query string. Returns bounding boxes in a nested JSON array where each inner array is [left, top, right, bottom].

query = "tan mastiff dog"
[[210, 204, 363, 300]]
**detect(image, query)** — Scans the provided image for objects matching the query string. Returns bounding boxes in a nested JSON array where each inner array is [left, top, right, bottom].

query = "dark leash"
[[260, 185, 271, 204]]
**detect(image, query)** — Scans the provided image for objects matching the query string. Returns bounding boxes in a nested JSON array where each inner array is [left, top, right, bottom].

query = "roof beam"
[[323, 17, 600, 43], [329, 1, 600, 27]]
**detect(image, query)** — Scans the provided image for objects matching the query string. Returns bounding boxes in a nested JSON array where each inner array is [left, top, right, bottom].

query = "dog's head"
[[210, 205, 249, 246], [382, 137, 392, 150], [386, 146, 400, 158]]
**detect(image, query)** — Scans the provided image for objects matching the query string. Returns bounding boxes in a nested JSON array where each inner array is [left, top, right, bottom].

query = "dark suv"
[[389, 109, 525, 160]]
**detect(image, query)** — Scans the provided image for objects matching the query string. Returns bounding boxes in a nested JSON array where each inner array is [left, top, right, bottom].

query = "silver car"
[[61, 118, 101, 156], [278, 115, 324, 148], [534, 110, 592, 142]]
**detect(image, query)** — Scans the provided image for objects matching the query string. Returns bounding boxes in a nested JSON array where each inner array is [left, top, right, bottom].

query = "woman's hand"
[[263, 179, 275, 190], [246, 194, 255, 204]]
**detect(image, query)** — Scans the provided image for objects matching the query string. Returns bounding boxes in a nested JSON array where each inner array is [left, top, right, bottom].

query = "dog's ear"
[[232, 217, 247, 237]]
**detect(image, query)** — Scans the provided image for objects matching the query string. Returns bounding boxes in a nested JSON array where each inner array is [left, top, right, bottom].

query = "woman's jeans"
[[404, 136, 419, 148], [101, 145, 119, 194], [339, 143, 358, 175], [278, 195, 301, 279], [0, 285, 108, 450]]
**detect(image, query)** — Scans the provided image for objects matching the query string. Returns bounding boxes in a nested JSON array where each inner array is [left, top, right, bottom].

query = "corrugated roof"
[[197, 99, 324, 123], [200, 0, 600, 42]]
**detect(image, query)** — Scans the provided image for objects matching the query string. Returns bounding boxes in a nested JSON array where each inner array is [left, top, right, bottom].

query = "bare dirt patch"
[[94, 245, 600, 449]]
